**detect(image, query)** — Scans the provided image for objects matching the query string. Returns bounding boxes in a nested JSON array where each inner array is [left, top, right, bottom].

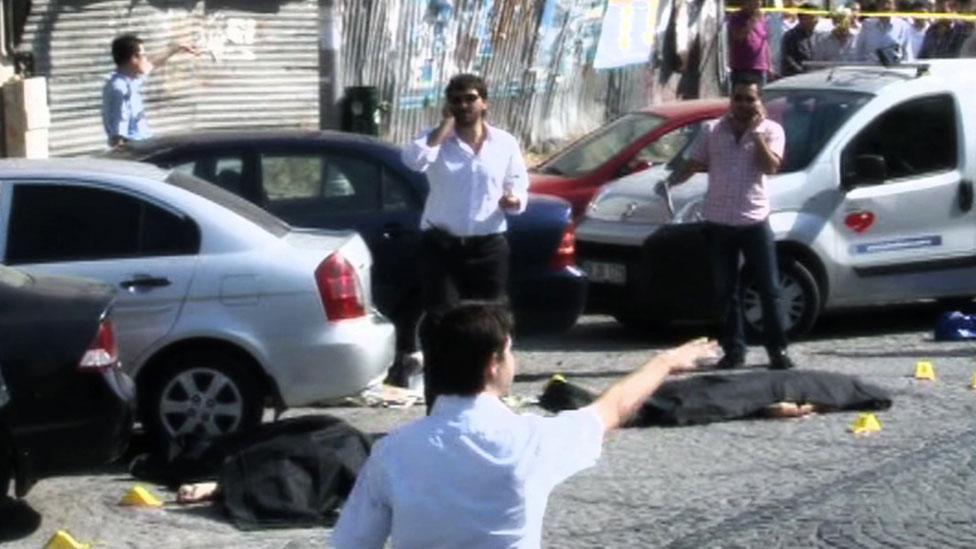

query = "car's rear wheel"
[[742, 258, 821, 340], [141, 350, 263, 447]]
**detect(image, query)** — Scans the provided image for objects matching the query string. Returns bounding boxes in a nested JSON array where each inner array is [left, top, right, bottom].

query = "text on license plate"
[[582, 261, 626, 285]]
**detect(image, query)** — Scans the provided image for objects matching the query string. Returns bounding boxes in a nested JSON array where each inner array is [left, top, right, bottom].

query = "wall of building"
[[336, 0, 655, 151], [17, 0, 721, 156]]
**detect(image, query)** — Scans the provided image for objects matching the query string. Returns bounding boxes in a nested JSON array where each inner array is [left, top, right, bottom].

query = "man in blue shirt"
[[332, 303, 717, 548], [102, 34, 197, 147]]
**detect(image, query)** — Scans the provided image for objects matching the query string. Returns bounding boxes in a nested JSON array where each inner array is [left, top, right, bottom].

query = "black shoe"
[[715, 354, 745, 370], [768, 349, 795, 370]]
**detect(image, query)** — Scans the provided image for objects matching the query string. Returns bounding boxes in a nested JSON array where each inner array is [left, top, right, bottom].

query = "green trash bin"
[[342, 86, 381, 136]]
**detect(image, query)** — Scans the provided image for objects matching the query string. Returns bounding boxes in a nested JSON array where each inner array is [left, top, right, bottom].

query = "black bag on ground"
[[217, 415, 372, 530], [540, 370, 892, 426]]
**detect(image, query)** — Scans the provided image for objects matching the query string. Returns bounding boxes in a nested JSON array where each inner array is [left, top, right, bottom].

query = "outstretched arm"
[[590, 338, 719, 431], [150, 41, 199, 68]]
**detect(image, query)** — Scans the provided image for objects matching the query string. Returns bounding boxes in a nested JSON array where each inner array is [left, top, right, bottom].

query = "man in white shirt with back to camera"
[[397, 73, 529, 408], [331, 302, 718, 548]]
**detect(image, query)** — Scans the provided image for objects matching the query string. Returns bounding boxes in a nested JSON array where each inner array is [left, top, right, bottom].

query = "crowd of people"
[[730, 0, 976, 82]]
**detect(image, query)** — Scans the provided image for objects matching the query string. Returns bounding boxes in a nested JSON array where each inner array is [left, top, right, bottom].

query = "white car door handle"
[[120, 276, 171, 290]]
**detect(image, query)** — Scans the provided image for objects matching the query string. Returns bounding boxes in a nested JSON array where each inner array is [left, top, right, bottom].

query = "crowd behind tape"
[[728, 6, 976, 20]]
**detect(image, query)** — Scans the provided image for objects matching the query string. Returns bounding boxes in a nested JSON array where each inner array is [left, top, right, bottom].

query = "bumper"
[[12, 368, 134, 495], [578, 224, 716, 322], [510, 267, 588, 333], [275, 312, 396, 406]]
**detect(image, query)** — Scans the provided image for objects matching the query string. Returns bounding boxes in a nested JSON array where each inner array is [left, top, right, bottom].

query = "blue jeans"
[[706, 220, 788, 359]]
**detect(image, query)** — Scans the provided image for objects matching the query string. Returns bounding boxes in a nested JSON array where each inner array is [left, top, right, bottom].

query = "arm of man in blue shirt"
[[102, 79, 130, 147], [591, 338, 719, 431], [330, 446, 391, 549]]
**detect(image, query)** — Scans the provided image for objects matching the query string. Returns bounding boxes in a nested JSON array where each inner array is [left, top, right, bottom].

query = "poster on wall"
[[534, 0, 606, 79], [593, 0, 659, 69], [402, 0, 496, 109]]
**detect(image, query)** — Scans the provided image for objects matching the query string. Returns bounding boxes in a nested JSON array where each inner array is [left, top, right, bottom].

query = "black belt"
[[425, 227, 503, 247]]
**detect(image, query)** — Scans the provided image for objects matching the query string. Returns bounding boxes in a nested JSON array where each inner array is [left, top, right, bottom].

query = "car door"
[[1, 181, 200, 368], [833, 93, 976, 299], [255, 148, 422, 314]]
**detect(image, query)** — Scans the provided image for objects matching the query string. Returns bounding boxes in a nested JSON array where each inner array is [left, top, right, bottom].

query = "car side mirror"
[[849, 154, 887, 187], [620, 158, 652, 177]]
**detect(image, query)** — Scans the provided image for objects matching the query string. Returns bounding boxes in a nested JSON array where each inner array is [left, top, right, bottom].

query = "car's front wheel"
[[742, 258, 822, 340], [140, 350, 263, 447]]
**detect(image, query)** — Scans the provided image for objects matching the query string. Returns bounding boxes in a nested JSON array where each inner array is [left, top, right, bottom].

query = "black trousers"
[[418, 228, 509, 412], [706, 220, 788, 360], [419, 228, 510, 314]]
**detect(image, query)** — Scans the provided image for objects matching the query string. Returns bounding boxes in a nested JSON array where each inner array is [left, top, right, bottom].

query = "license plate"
[[582, 261, 627, 285]]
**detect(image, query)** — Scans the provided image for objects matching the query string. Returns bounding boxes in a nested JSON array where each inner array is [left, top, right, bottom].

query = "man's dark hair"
[[731, 71, 763, 90], [112, 34, 143, 66], [798, 2, 819, 10], [445, 73, 489, 101], [419, 302, 513, 396]]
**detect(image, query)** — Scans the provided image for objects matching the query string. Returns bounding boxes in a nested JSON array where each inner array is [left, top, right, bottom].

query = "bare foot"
[[176, 481, 219, 504]]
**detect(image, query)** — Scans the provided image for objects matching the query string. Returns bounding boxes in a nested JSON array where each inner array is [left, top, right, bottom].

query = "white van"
[[576, 60, 976, 337]]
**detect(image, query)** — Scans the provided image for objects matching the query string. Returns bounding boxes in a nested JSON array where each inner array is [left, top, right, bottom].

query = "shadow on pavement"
[[519, 302, 959, 352], [804, 302, 951, 341], [0, 496, 41, 541], [811, 348, 975, 359], [515, 369, 634, 382], [517, 316, 705, 352]]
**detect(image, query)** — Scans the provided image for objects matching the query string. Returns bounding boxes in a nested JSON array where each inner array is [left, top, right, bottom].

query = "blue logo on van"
[[852, 235, 942, 255]]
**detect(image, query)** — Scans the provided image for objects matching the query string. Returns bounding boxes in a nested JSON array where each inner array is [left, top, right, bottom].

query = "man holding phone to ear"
[[660, 73, 795, 371], [400, 73, 529, 404]]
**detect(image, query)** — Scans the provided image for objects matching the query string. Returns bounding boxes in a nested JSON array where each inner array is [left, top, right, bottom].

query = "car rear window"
[[164, 171, 290, 237]]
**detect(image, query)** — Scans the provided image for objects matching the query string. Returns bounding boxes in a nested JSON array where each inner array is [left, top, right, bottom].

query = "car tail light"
[[79, 319, 119, 372], [315, 252, 367, 321], [549, 224, 577, 270]]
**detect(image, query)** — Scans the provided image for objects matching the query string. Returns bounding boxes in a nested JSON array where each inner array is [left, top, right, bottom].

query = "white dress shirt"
[[331, 393, 605, 549], [401, 123, 530, 237], [854, 17, 914, 63]]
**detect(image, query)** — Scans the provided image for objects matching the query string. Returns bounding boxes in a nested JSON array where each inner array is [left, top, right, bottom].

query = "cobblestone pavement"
[[4, 306, 976, 548]]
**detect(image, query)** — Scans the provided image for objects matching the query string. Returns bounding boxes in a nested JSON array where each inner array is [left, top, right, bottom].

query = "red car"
[[530, 99, 729, 218]]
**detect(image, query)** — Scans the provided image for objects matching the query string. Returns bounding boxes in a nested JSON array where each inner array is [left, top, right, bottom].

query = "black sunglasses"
[[448, 93, 481, 105]]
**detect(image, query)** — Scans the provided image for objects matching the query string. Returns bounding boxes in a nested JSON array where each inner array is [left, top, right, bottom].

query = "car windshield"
[[763, 89, 872, 173], [537, 113, 666, 177], [164, 171, 291, 237]]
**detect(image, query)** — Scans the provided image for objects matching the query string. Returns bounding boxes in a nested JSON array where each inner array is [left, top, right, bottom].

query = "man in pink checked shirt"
[[661, 73, 796, 371]]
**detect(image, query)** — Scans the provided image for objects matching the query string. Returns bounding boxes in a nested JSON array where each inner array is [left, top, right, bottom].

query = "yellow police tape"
[[728, 7, 976, 20]]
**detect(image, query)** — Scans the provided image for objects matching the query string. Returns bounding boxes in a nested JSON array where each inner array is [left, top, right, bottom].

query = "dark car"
[[106, 131, 586, 344], [530, 99, 728, 218], [0, 266, 134, 497]]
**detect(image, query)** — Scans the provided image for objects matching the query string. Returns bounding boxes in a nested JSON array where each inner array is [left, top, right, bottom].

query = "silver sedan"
[[0, 158, 395, 444]]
